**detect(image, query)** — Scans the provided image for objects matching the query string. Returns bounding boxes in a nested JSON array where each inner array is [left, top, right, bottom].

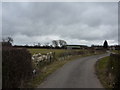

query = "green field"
[[112, 50, 120, 54], [28, 48, 67, 55], [27, 48, 86, 58]]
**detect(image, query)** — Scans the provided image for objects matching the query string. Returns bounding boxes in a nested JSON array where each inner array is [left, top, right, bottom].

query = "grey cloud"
[[2, 2, 118, 45]]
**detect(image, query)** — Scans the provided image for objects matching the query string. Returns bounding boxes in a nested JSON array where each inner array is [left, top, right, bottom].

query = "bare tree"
[[2, 37, 13, 43], [38, 43, 41, 46], [59, 40, 67, 47], [52, 40, 58, 47], [7, 37, 13, 44], [2, 37, 13, 46]]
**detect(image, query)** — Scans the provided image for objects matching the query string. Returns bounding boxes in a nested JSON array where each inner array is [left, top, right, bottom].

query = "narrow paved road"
[[38, 53, 110, 88]]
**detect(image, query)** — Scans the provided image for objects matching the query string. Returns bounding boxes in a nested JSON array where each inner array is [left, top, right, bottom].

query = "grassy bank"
[[96, 53, 120, 88], [111, 50, 120, 54], [95, 56, 112, 88]]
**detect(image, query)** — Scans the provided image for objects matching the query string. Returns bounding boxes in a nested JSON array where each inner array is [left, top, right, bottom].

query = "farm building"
[[66, 45, 88, 49], [91, 45, 103, 50]]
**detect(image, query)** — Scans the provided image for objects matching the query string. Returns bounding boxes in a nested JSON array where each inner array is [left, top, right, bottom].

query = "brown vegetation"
[[2, 47, 33, 88]]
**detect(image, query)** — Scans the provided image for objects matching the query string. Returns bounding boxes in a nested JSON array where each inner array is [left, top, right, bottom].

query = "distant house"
[[66, 45, 88, 49], [111, 45, 120, 50], [109, 46, 115, 50], [91, 45, 103, 50]]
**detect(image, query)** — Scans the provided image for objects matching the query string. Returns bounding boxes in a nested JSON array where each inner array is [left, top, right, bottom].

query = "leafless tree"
[[52, 40, 58, 47], [8, 37, 13, 43], [2, 37, 13, 46], [2, 37, 13, 43], [38, 43, 41, 46], [59, 40, 67, 47]]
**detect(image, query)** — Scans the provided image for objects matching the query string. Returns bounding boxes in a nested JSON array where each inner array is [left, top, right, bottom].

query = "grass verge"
[[95, 56, 112, 88], [111, 50, 120, 54]]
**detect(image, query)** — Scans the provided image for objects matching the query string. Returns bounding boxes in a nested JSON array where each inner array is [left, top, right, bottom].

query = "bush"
[[2, 47, 33, 88]]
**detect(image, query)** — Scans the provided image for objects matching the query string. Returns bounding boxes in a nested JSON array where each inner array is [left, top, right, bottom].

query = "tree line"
[[2, 37, 68, 49], [2, 37, 120, 50]]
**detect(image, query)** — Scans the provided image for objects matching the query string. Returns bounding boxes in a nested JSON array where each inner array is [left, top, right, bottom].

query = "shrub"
[[2, 47, 33, 88]]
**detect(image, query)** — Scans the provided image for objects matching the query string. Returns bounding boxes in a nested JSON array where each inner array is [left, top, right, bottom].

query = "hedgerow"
[[107, 53, 120, 88], [2, 47, 33, 88]]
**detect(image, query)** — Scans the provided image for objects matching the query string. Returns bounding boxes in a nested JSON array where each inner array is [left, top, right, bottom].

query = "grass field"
[[112, 50, 120, 54], [27, 48, 87, 58], [28, 48, 67, 55], [95, 56, 112, 88]]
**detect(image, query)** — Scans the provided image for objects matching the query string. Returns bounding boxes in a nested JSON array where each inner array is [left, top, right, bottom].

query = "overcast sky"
[[2, 2, 118, 46]]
